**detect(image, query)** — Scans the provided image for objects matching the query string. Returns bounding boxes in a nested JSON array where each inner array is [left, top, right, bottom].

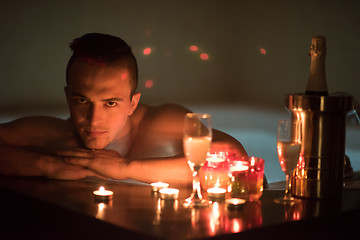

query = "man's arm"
[[58, 148, 192, 186], [0, 142, 93, 179], [0, 117, 94, 180]]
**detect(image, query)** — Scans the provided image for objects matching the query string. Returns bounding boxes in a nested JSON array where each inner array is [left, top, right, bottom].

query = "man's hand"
[[56, 148, 127, 180], [37, 154, 96, 180]]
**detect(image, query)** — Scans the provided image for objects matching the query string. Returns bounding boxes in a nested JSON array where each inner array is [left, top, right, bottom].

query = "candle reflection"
[[191, 208, 200, 228], [225, 200, 262, 233], [95, 201, 112, 220], [153, 198, 162, 226], [160, 198, 179, 211], [283, 198, 341, 221], [96, 203, 106, 219], [153, 197, 179, 226], [231, 218, 243, 233], [244, 201, 262, 228], [284, 203, 302, 221], [209, 202, 221, 235]]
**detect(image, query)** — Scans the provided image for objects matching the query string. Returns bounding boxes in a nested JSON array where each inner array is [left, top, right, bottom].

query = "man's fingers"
[[55, 149, 91, 157], [64, 157, 91, 167], [56, 148, 121, 158], [55, 168, 94, 180]]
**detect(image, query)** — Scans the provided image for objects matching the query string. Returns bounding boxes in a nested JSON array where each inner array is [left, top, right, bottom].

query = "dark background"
[[1, 0, 359, 112]]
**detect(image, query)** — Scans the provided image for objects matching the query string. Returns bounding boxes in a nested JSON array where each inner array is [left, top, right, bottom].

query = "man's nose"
[[87, 104, 103, 125]]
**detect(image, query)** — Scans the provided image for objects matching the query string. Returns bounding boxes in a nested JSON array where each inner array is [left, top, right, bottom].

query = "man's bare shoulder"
[[128, 104, 190, 158], [0, 116, 72, 146], [136, 103, 190, 131]]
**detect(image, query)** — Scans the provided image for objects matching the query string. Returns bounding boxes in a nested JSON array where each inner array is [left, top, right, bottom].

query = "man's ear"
[[64, 86, 70, 101], [129, 92, 141, 116]]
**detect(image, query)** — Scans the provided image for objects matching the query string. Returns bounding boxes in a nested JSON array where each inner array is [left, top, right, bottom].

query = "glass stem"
[[284, 173, 292, 199], [192, 170, 203, 201]]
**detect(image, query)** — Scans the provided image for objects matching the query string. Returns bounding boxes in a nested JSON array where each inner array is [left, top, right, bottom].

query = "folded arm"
[[58, 148, 192, 186], [0, 117, 95, 180], [0, 141, 94, 180]]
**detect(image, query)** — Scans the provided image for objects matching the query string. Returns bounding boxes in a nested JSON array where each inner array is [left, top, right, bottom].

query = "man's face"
[[65, 60, 140, 149]]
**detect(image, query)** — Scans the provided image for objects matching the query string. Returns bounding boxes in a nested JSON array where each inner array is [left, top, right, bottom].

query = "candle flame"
[[250, 157, 256, 166], [99, 186, 105, 192]]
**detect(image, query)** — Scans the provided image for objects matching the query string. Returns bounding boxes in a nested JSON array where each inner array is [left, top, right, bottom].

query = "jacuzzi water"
[[1, 104, 359, 183]]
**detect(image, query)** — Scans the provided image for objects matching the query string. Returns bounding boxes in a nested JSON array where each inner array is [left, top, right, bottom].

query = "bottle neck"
[[305, 35, 328, 96]]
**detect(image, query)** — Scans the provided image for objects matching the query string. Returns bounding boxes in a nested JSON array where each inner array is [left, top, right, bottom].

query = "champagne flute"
[[274, 119, 302, 205], [183, 113, 212, 208]]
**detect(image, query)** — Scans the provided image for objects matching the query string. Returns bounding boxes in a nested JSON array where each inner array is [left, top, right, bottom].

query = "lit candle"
[[93, 186, 113, 202], [159, 188, 179, 200], [226, 198, 246, 210], [207, 187, 226, 199], [150, 182, 169, 192], [230, 163, 249, 172], [206, 155, 226, 164]]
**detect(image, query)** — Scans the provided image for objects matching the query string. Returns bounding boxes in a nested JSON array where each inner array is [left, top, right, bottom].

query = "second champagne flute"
[[183, 113, 212, 208], [274, 119, 302, 205]]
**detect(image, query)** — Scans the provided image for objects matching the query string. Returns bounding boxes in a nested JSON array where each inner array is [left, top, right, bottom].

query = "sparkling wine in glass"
[[183, 113, 212, 208], [274, 119, 302, 205]]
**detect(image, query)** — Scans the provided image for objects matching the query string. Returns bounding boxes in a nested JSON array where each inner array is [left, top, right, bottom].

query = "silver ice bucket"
[[287, 93, 353, 199]]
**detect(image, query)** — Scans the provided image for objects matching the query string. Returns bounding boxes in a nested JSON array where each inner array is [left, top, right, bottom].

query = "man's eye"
[[75, 98, 87, 104], [106, 101, 117, 107]]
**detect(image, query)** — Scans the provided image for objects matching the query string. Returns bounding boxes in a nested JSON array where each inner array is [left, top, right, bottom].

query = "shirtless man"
[[0, 33, 247, 186]]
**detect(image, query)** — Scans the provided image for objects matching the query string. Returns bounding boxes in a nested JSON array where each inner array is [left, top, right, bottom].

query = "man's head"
[[66, 33, 138, 97], [65, 33, 141, 150]]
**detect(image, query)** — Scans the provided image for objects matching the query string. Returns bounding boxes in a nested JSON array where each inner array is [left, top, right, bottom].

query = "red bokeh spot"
[[200, 53, 209, 60], [145, 80, 154, 88], [143, 48, 152, 55], [190, 45, 198, 51], [260, 48, 266, 55], [121, 73, 128, 80]]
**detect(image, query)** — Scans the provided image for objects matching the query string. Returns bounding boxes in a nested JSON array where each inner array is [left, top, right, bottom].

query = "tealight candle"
[[150, 182, 169, 192], [229, 164, 249, 172], [207, 187, 226, 199], [159, 188, 179, 200], [226, 198, 246, 210], [229, 157, 264, 201], [93, 186, 113, 202]]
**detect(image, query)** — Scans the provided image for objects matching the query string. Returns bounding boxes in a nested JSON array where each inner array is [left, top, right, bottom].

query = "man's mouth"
[[85, 129, 107, 138]]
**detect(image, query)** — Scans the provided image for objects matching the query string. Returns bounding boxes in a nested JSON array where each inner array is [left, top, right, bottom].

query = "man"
[[0, 33, 247, 186]]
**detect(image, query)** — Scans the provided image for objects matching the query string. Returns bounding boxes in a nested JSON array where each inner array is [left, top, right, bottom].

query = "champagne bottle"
[[305, 35, 328, 95]]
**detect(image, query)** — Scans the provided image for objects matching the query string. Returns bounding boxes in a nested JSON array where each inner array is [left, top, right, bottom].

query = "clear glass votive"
[[229, 156, 264, 201]]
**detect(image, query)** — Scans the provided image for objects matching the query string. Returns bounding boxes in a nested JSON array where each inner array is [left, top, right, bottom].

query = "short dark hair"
[[66, 33, 138, 97]]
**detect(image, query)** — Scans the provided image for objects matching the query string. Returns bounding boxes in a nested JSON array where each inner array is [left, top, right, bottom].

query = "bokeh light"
[[200, 53, 209, 61], [121, 73, 128, 80], [143, 47, 152, 55], [145, 80, 154, 88], [190, 45, 198, 51], [260, 48, 266, 55]]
